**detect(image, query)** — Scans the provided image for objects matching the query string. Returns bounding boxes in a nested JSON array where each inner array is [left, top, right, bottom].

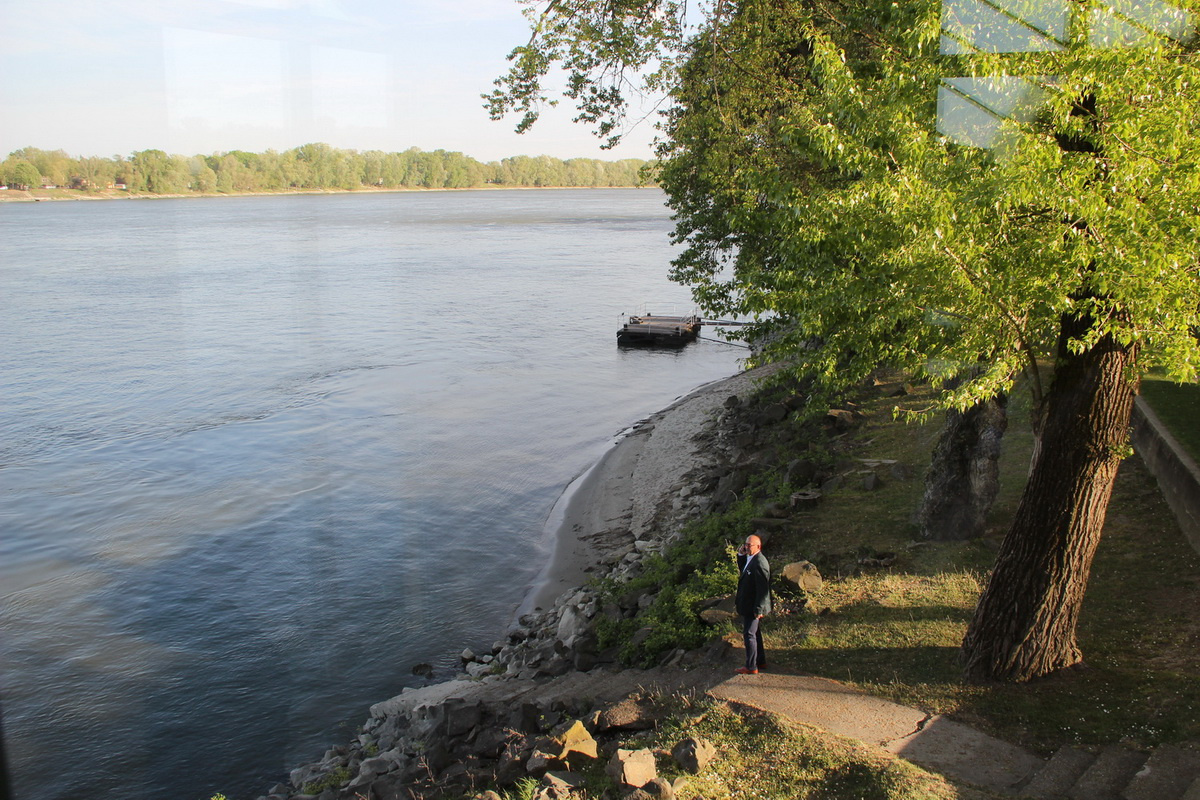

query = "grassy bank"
[[610, 373, 1200, 762]]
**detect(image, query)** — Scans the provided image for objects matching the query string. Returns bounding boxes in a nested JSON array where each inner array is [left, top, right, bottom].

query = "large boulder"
[[628, 777, 676, 799], [607, 748, 658, 788], [780, 561, 823, 592], [672, 737, 717, 773], [556, 720, 598, 760]]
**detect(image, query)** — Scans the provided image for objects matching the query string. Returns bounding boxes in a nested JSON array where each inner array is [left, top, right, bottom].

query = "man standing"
[[735, 534, 771, 675]]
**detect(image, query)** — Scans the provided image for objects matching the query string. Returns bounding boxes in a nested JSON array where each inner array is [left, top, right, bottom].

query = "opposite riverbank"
[[0, 185, 659, 203]]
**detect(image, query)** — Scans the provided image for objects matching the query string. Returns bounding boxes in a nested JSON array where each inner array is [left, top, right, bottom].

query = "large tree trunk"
[[960, 312, 1139, 682], [916, 393, 1008, 540]]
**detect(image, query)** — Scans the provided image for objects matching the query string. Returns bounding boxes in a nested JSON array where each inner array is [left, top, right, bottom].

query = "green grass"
[[1139, 373, 1200, 465], [759, 377, 1200, 754], [653, 699, 968, 800]]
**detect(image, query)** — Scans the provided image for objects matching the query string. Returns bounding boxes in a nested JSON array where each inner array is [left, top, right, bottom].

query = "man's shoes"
[[735, 667, 758, 675]]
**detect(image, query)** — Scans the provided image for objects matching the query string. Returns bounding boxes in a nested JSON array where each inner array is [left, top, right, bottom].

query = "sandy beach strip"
[[521, 365, 772, 613]]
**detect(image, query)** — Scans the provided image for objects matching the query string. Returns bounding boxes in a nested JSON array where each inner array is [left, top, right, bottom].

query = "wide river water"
[[0, 189, 743, 800]]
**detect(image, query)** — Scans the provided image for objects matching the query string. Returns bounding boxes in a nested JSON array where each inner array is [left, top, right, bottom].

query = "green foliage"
[[4, 145, 652, 195], [485, 0, 687, 148], [504, 776, 541, 800], [598, 464, 808, 666], [493, 0, 1200, 397], [301, 766, 351, 795], [2, 159, 41, 189]]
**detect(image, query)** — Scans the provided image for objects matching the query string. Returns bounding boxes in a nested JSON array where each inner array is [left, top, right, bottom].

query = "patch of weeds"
[[302, 766, 351, 795], [502, 776, 540, 800]]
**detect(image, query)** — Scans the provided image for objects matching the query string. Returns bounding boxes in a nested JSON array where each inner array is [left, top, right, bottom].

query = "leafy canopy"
[[493, 0, 1200, 411]]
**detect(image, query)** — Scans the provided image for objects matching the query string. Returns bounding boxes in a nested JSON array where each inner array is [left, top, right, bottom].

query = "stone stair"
[[1019, 743, 1200, 800]]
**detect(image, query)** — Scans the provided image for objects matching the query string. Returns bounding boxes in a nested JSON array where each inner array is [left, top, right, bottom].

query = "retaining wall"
[[1131, 397, 1200, 556]]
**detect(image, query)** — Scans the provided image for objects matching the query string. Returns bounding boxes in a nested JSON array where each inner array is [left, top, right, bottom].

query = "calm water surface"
[[0, 189, 742, 800]]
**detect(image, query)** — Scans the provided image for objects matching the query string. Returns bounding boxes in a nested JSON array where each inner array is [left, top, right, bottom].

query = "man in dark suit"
[[735, 533, 771, 674]]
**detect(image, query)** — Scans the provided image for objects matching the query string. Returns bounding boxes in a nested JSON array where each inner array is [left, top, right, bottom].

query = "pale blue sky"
[[0, 0, 661, 162]]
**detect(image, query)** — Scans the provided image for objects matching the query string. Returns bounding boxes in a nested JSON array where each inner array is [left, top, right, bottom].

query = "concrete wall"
[[1131, 397, 1200, 556]]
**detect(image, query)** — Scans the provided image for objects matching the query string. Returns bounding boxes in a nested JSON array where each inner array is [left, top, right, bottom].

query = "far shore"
[[0, 184, 660, 203]]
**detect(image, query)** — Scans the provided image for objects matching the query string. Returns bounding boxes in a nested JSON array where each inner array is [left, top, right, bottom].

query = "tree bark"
[[916, 393, 1008, 540], [960, 311, 1139, 682]]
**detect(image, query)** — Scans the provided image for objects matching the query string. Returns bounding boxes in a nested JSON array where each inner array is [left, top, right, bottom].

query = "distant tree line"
[[0, 145, 653, 194]]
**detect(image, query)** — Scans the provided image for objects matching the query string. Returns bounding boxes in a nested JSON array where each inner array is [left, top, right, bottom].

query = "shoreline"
[[519, 365, 770, 615], [268, 363, 780, 798], [0, 184, 659, 203]]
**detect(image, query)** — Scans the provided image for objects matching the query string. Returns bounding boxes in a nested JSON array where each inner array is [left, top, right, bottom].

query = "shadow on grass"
[[771, 645, 965, 688], [763, 641, 1200, 753]]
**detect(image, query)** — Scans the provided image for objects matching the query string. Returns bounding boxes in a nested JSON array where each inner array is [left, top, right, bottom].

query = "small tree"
[[3, 160, 41, 190]]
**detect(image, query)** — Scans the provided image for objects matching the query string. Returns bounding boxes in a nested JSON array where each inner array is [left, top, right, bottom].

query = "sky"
[[0, 0, 662, 163]]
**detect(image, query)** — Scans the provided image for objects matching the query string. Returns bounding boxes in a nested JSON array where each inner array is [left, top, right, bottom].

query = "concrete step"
[[1067, 745, 1147, 800], [1123, 744, 1200, 800], [1022, 746, 1094, 799]]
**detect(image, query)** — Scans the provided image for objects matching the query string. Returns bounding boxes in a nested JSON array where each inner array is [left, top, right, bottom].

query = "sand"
[[521, 366, 771, 613]]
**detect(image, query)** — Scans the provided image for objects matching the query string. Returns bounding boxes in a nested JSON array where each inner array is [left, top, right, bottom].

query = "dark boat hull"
[[616, 315, 701, 348]]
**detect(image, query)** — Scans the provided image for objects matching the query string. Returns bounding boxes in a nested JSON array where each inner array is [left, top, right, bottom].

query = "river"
[[0, 189, 743, 800]]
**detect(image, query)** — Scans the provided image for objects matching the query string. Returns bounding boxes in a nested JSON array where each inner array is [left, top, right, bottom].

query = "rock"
[[356, 755, 395, 782], [786, 458, 818, 487], [557, 719, 599, 760], [465, 661, 494, 678], [630, 777, 676, 799], [672, 737, 717, 773], [826, 409, 856, 430], [472, 792, 503, 800], [443, 698, 483, 738], [556, 604, 588, 642], [469, 727, 510, 760], [716, 469, 750, 498], [607, 748, 658, 788], [596, 697, 658, 732], [699, 607, 736, 625], [410, 663, 433, 678], [532, 787, 573, 800], [460, 648, 476, 663], [863, 472, 882, 491], [780, 561, 823, 592], [542, 770, 585, 789], [526, 749, 565, 777], [821, 475, 844, 493], [757, 402, 789, 425]]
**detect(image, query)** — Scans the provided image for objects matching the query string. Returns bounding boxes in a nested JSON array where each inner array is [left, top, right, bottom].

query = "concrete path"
[[708, 671, 1045, 796]]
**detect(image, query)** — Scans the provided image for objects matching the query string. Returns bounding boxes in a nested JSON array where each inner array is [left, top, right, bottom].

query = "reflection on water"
[[0, 190, 743, 800]]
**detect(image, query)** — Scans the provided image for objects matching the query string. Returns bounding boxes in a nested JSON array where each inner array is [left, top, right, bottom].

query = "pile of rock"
[[269, 681, 718, 800]]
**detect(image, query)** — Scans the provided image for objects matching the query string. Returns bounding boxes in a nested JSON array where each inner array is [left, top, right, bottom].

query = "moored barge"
[[616, 313, 702, 348]]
